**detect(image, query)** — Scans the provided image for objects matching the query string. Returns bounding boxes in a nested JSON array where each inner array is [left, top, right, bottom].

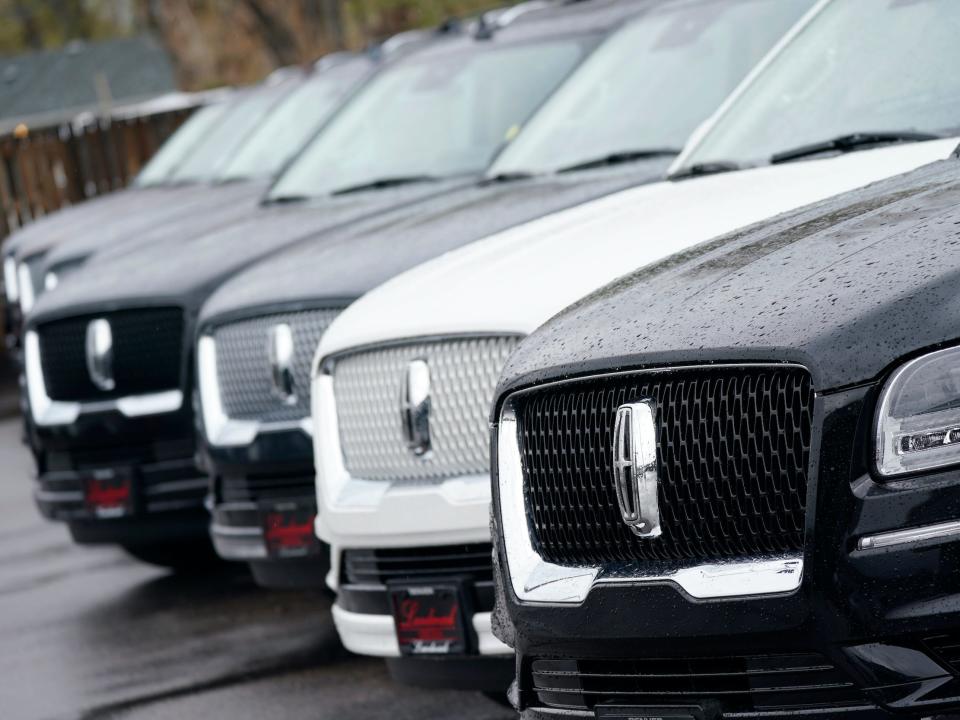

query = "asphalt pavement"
[[0, 417, 515, 720]]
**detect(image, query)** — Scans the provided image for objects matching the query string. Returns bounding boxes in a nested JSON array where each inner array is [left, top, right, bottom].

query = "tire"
[[121, 539, 223, 571]]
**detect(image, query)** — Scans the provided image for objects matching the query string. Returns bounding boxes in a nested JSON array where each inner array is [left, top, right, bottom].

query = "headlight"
[[876, 345, 960, 476], [3, 256, 18, 303], [17, 263, 35, 312], [44, 272, 58, 291]]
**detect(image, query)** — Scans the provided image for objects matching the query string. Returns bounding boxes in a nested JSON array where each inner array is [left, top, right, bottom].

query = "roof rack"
[[312, 51, 361, 72], [474, 0, 555, 39]]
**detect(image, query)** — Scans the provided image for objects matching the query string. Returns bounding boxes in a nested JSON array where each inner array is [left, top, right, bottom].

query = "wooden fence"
[[0, 105, 197, 246]]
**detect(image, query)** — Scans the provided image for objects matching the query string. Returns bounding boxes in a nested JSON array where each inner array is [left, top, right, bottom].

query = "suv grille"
[[515, 366, 813, 565], [213, 308, 341, 423], [529, 653, 864, 713], [38, 308, 183, 401], [342, 543, 494, 585], [333, 336, 520, 482]]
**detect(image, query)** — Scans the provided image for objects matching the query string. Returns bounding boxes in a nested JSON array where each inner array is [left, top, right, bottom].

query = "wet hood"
[[5, 185, 179, 259], [37, 181, 268, 275], [12, 182, 262, 263], [27, 179, 471, 326], [198, 160, 672, 326], [317, 138, 960, 360], [499, 155, 960, 396]]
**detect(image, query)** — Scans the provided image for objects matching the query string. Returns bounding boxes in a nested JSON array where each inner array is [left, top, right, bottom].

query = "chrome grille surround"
[[496, 364, 812, 605], [331, 336, 521, 482], [212, 309, 341, 424]]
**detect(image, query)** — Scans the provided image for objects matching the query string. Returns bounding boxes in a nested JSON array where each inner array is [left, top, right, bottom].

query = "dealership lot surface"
[[0, 417, 512, 720]]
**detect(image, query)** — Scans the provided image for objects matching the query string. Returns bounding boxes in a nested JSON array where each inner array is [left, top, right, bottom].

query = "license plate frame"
[[82, 468, 135, 518], [261, 503, 320, 559], [389, 582, 470, 657]]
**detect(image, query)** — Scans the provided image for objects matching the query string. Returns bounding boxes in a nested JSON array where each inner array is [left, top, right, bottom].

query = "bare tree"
[[240, 0, 299, 66], [11, 0, 44, 50]]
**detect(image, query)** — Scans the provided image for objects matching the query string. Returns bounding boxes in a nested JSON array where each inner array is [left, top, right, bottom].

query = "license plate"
[[83, 469, 134, 518], [262, 506, 319, 558], [389, 584, 468, 656], [596, 708, 700, 720]]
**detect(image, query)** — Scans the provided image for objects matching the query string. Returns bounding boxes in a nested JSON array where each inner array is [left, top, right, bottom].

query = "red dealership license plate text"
[[390, 584, 468, 656], [83, 470, 134, 518], [262, 507, 320, 558]]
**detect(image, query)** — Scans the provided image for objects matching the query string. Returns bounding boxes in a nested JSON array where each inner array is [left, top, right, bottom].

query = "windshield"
[[490, 0, 814, 176], [168, 81, 296, 183], [135, 103, 229, 186], [679, 0, 960, 170], [268, 37, 588, 200], [217, 60, 373, 182]]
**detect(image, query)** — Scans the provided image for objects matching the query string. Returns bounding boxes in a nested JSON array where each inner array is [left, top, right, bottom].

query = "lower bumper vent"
[[529, 653, 865, 713]]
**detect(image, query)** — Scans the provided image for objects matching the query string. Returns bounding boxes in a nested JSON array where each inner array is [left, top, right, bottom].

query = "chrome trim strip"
[[497, 364, 809, 604], [198, 335, 311, 448], [858, 520, 960, 551], [24, 331, 183, 427], [524, 709, 593, 719], [210, 523, 264, 538], [210, 523, 268, 560], [34, 489, 84, 503]]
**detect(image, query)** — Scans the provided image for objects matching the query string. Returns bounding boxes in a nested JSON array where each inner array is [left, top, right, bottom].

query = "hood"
[[39, 180, 269, 277], [4, 185, 175, 258], [198, 159, 672, 326], [317, 138, 960, 360], [27, 179, 472, 326], [499, 156, 960, 395], [12, 182, 264, 263]]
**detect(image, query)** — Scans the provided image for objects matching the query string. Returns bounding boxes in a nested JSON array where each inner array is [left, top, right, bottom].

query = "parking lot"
[[0, 416, 513, 720]]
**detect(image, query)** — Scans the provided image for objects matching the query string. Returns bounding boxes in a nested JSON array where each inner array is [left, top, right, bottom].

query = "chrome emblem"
[[267, 323, 297, 406], [85, 318, 115, 392], [612, 401, 661, 538], [400, 359, 432, 457]]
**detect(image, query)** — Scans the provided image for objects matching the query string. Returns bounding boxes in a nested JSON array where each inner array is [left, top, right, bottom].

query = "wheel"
[[121, 539, 223, 571]]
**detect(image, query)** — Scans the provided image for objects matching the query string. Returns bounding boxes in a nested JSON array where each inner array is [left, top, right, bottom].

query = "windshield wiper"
[[482, 171, 538, 185], [770, 131, 943, 165], [330, 175, 438, 196], [263, 194, 311, 206], [557, 149, 682, 175], [668, 160, 743, 181]]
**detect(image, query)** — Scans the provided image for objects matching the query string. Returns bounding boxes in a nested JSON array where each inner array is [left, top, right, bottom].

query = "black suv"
[[20, 3, 615, 569], [491, 149, 960, 719]]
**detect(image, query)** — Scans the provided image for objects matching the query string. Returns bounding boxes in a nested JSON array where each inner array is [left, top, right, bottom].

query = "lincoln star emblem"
[[85, 318, 115, 392], [267, 323, 297, 406], [401, 359, 432, 457], [612, 401, 662, 538]]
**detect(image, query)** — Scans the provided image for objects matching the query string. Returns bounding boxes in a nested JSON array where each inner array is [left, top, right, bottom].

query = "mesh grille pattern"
[[213, 309, 341, 423], [530, 653, 864, 713], [333, 336, 520, 482], [38, 308, 183, 401], [515, 366, 813, 565]]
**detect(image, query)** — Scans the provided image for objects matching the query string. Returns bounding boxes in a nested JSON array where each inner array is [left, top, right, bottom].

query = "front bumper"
[[30, 406, 208, 544], [497, 385, 960, 719], [206, 429, 328, 588], [332, 603, 506, 658], [318, 462, 510, 665]]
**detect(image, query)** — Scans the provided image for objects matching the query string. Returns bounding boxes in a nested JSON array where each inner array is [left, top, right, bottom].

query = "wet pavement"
[[0, 417, 514, 720]]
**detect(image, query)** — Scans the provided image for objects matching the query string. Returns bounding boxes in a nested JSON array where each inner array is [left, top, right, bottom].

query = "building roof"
[[0, 35, 176, 130]]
